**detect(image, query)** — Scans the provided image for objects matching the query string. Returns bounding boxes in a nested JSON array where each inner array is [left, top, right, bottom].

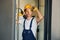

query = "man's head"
[[24, 4, 33, 17]]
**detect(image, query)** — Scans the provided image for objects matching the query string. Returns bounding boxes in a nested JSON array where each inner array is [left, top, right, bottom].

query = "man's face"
[[25, 8, 32, 17]]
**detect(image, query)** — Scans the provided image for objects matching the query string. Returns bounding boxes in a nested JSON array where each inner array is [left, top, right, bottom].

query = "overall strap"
[[30, 17, 34, 30], [23, 19, 26, 30], [23, 17, 34, 30]]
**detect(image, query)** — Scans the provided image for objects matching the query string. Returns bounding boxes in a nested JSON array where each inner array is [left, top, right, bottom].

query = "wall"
[[38, 0, 45, 40], [0, 0, 15, 40], [20, 0, 38, 10], [51, 0, 60, 40]]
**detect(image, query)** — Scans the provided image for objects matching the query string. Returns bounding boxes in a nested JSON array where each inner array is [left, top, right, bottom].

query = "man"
[[22, 4, 43, 40]]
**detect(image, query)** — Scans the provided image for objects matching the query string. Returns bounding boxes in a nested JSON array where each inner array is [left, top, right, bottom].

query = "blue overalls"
[[22, 17, 36, 40]]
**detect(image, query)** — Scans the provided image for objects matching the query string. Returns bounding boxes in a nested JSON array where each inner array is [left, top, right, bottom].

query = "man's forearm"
[[36, 10, 43, 22]]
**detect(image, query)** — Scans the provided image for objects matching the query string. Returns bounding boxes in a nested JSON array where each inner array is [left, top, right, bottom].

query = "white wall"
[[51, 0, 60, 40], [38, 0, 45, 40]]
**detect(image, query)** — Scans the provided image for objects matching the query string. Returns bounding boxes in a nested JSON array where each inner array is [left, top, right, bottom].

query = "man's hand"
[[33, 7, 44, 24], [33, 7, 38, 12]]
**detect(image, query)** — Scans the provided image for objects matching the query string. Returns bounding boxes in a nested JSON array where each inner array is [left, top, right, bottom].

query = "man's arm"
[[33, 7, 44, 23], [36, 10, 44, 23]]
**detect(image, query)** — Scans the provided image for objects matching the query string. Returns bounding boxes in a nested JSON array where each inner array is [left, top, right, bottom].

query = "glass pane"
[[15, 0, 45, 40]]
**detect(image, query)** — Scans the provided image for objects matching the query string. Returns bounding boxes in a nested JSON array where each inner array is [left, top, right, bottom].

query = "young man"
[[22, 4, 43, 40]]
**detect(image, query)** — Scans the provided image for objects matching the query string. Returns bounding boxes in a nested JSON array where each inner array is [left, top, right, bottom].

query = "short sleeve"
[[31, 18, 37, 38]]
